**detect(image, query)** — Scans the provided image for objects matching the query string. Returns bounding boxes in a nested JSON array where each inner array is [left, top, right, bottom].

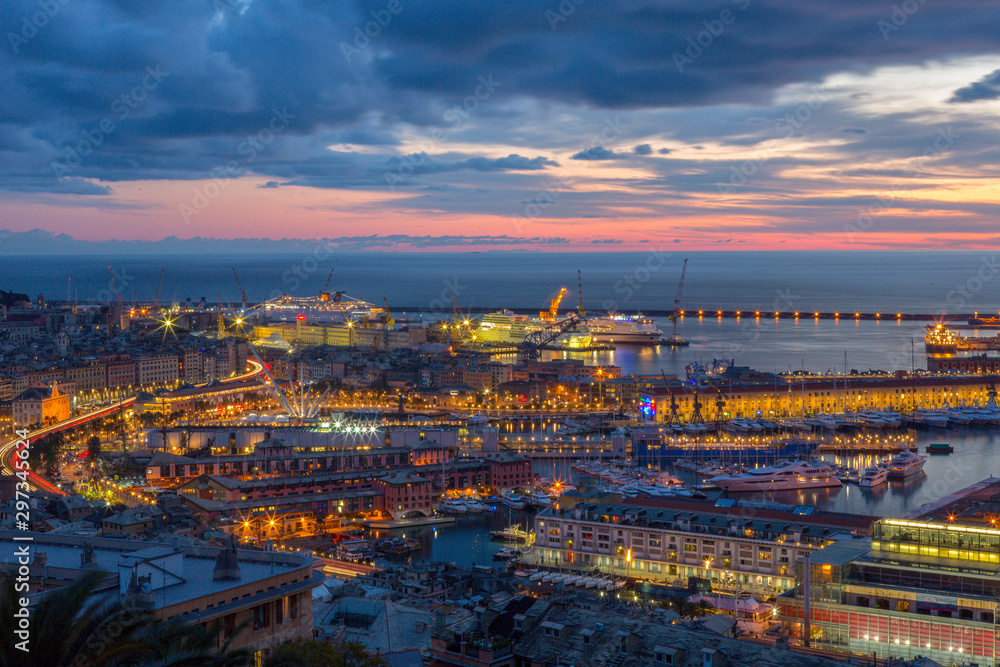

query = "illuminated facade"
[[780, 517, 1000, 665]]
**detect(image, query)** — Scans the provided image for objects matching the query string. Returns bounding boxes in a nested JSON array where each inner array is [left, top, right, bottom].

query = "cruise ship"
[[884, 449, 927, 479], [263, 293, 385, 324], [587, 313, 662, 345], [712, 460, 843, 492]]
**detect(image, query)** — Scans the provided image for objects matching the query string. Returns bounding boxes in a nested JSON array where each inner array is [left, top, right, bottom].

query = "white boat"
[[461, 500, 486, 513], [439, 499, 468, 514], [502, 493, 526, 510], [859, 464, 889, 488], [885, 450, 927, 479], [514, 569, 537, 578], [587, 313, 663, 345], [713, 460, 843, 492], [530, 572, 545, 582]]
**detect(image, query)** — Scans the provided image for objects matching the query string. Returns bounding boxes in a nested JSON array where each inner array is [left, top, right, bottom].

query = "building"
[[429, 593, 842, 667], [640, 374, 1000, 422], [780, 477, 1000, 666], [374, 472, 434, 519], [528, 493, 875, 596], [136, 353, 181, 385], [12, 383, 71, 428], [0, 530, 321, 662]]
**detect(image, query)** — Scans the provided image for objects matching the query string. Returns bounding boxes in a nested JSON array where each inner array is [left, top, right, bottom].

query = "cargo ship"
[[587, 313, 663, 345], [925, 323, 1000, 353]]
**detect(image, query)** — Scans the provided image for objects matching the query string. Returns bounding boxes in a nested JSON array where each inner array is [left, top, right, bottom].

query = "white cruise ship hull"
[[590, 331, 663, 344]]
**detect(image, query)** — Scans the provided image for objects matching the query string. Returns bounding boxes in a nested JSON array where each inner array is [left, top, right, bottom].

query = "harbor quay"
[[778, 477, 1000, 666], [520, 491, 877, 597], [637, 373, 1000, 422]]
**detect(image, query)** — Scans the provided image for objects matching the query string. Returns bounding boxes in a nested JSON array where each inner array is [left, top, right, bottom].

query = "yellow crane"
[[540, 287, 568, 320], [383, 297, 395, 329]]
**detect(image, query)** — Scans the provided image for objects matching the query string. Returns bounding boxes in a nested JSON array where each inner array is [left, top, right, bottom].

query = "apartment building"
[[780, 477, 1000, 666], [530, 494, 875, 596]]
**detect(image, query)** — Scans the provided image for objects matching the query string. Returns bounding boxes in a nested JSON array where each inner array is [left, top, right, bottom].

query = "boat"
[[924, 323, 959, 353], [490, 524, 532, 543], [859, 464, 889, 488], [530, 572, 546, 582], [885, 449, 928, 478], [712, 460, 843, 492], [587, 313, 663, 345], [514, 568, 537, 578], [493, 547, 522, 561], [526, 491, 553, 507], [335, 539, 376, 561], [439, 499, 468, 514], [502, 493, 526, 510], [926, 442, 954, 455], [375, 537, 421, 555]]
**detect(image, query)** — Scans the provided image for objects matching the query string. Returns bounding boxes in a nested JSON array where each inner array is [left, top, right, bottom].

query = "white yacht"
[[859, 464, 890, 488], [885, 450, 927, 479], [713, 460, 843, 492]]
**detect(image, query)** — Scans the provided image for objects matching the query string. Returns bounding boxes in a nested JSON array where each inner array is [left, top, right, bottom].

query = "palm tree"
[[0, 572, 250, 667]]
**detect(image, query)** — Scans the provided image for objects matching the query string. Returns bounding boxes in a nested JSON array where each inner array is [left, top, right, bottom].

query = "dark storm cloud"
[[1, 0, 1000, 200], [949, 69, 1000, 103]]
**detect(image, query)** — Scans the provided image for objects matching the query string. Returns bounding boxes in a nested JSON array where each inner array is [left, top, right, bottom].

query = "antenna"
[[577, 269, 585, 317]]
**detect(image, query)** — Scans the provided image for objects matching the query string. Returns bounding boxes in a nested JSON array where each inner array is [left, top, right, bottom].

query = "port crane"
[[666, 259, 690, 346], [232, 267, 248, 313], [383, 297, 395, 329], [518, 313, 582, 362], [319, 268, 335, 300], [662, 370, 681, 425], [540, 287, 568, 321]]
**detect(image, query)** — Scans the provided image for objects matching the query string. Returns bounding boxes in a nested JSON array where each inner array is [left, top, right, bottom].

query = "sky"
[[2, 0, 1000, 251]]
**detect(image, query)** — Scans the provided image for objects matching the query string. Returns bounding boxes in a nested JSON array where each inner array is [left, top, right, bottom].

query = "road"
[[0, 359, 264, 495]]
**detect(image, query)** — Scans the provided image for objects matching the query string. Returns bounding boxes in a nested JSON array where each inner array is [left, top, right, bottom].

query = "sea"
[[4, 250, 1000, 568]]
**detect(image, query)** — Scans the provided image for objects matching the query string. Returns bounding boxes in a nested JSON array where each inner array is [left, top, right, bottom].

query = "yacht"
[[490, 524, 532, 543], [712, 460, 843, 492], [493, 547, 522, 561], [502, 493, 526, 510], [885, 450, 927, 479], [859, 464, 890, 488], [439, 498, 468, 514]]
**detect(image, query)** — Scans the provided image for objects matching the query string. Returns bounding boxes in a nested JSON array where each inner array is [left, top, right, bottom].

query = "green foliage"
[[86, 435, 102, 462], [264, 640, 389, 667]]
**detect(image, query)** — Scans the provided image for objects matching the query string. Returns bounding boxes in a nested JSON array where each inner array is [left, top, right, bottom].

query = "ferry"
[[885, 449, 927, 478], [476, 309, 592, 348], [859, 464, 890, 488], [587, 313, 663, 345], [712, 460, 843, 492]]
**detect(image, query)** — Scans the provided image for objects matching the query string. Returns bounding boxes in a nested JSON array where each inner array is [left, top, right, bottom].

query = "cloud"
[[658, 148, 673, 155], [632, 144, 652, 155], [259, 181, 280, 188], [570, 146, 619, 161], [950, 69, 1000, 103], [590, 238, 624, 244]]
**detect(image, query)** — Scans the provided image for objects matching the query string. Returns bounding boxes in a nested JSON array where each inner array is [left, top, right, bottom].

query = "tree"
[[264, 640, 389, 667], [86, 435, 102, 464], [0, 572, 249, 667]]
